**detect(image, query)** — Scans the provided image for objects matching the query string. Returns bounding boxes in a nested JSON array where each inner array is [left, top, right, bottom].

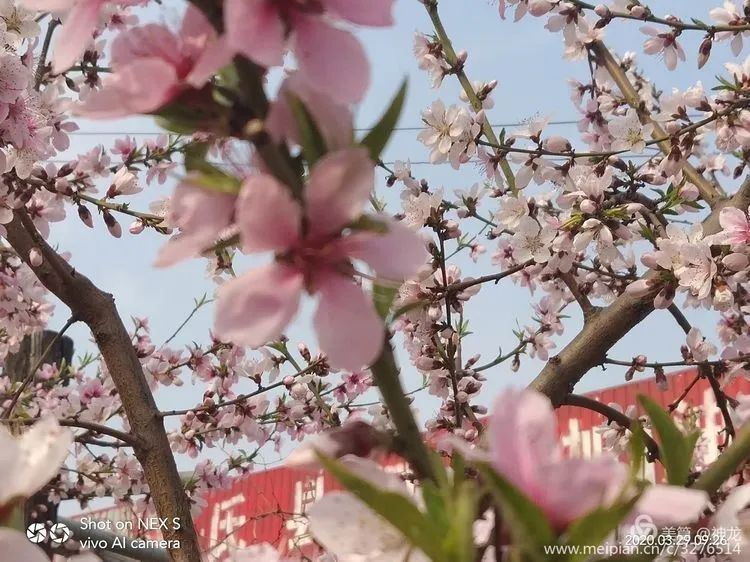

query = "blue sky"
[[46, 0, 743, 473]]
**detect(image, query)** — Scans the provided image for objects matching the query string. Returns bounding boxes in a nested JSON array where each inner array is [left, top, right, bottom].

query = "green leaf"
[[442, 480, 478, 562], [360, 80, 408, 162], [478, 463, 555, 561], [184, 142, 242, 195], [373, 283, 399, 319], [638, 395, 697, 485], [318, 454, 446, 562], [287, 94, 328, 166], [561, 495, 641, 562], [628, 421, 647, 479]]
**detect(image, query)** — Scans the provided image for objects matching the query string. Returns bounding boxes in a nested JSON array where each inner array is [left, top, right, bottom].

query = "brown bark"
[[5, 210, 201, 562]]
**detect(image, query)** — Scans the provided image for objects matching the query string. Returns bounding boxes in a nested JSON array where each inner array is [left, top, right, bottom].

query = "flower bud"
[[625, 279, 654, 297], [103, 211, 122, 238], [654, 365, 668, 391], [511, 354, 521, 372], [78, 205, 94, 228], [129, 220, 144, 235], [697, 37, 712, 69], [544, 135, 571, 152], [723, 253, 749, 271], [29, 248, 43, 267], [594, 4, 610, 17], [580, 199, 597, 214], [629, 5, 647, 18]]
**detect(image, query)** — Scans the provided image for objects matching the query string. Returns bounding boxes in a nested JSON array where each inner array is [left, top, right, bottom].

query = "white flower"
[[596, 404, 637, 453], [107, 166, 140, 197], [496, 195, 529, 228], [401, 188, 443, 229], [307, 457, 428, 562], [713, 484, 750, 557], [0, 416, 72, 507], [710, 1, 749, 56], [417, 101, 474, 165], [511, 216, 555, 263], [608, 108, 654, 153], [686, 328, 717, 363]]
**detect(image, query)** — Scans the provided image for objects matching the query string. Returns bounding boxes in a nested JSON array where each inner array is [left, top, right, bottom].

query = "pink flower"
[[641, 26, 685, 71], [718, 206, 750, 247], [487, 388, 708, 531], [159, 149, 425, 371], [217, 0, 394, 104], [76, 6, 219, 118], [21, 0, 142, 73]]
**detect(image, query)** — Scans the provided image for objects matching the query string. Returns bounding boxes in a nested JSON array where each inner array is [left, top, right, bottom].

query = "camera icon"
[[25, 522, 72, 545], [26, 523, 47, 544]]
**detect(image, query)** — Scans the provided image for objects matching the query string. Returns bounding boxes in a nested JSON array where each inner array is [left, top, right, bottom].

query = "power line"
[[62, 118, 587, 137]]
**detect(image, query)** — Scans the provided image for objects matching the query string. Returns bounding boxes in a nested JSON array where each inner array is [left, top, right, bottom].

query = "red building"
[[79, 370, 750, 560]]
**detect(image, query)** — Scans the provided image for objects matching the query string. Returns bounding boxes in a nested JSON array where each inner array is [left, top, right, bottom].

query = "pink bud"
[[594, 4, 610, 17], [129, 220, 144, 235], [78, 205, 94, 228], [723, 253, 749, 271], [625, 279, 654, 297], [29, 248, 43, 267], [625, 203, 644, 215], [640, 252, 659, 269], [528, 0, 554, 16], [580, 199, 597, 214], [629, 5, 647, 17], [103, 211, 121, 238], [544, 135, 571, 152], [283, 375, 295, 386], [456, 50, 468, 64]]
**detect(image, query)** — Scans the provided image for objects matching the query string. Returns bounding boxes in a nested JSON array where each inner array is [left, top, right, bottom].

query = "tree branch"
[[562, 393, 660, 461], [4, 210, 202, 562]]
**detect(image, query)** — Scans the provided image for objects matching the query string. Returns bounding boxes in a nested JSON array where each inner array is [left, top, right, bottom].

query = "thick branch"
[[4, 210, 201, 562], [529, 176, 750, 406], [588, 40, 722, 208]]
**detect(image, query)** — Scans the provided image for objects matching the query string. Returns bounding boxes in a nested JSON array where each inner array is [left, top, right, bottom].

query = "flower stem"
[[370, 336, 436, 481]]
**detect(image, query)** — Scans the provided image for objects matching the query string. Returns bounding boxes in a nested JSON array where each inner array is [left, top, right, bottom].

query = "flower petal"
[[76, 59, 178, 118], [154, 181, 235, 267], [337, 218, 427, 281], [215, 264, 304, 347], [51, 0, 104, 73], [236, 174, 301, 253], [0, 529, 49, 562], [307, 492, 419, 560], [322, 0, 395, 26], [313, 274, 382, 370], [294, 18, 369, 104], [489, 388, 560, 495], [225, 0, 284, 67], [636, 485, 709, 525], [306, 148, 374, 237]]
